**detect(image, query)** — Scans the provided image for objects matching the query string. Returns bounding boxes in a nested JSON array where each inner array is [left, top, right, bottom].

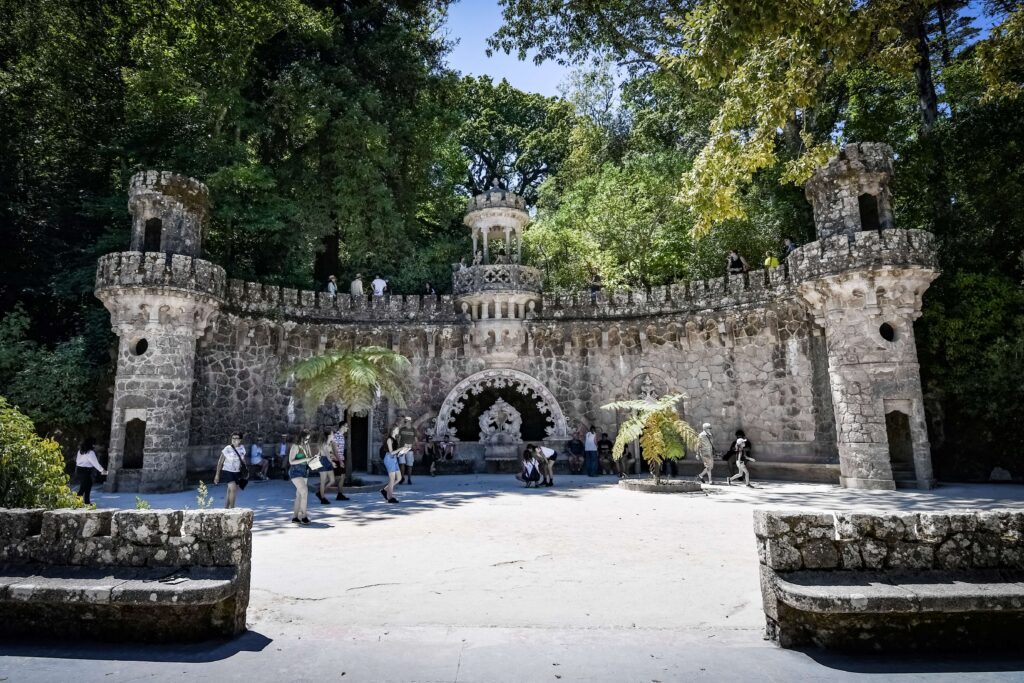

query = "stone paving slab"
[[2, 476, 1023, 681]]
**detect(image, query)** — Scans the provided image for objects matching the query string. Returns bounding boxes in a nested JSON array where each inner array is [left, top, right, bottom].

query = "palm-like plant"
[[287, 346, 412, 416], [601, 393, 699, 484]]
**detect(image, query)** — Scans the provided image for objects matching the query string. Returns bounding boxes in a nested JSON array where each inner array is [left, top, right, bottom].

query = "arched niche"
[[434, 369, 568, 440]]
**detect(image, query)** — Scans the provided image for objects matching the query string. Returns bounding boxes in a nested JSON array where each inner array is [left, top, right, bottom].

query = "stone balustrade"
[[95, 251, 226, 299], [0, 507, 252, 641], [452, 264, 544, 295]]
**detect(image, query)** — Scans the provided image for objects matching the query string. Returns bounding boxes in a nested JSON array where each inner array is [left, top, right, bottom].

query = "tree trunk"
[[909, 14, 940, 135]]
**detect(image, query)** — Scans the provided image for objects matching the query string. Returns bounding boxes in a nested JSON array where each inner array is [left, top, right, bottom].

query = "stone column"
[[482, 229, 489, 265]]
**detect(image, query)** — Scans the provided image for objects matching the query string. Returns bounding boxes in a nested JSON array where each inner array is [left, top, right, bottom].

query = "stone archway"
[[434, 369, 569, 440]]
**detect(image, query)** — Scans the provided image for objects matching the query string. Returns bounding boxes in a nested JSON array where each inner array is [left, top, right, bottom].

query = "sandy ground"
[[2, 475, 1024, 682]]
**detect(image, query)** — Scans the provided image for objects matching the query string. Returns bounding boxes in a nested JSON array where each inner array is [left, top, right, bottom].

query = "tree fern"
[[287, 346, 412, 416], [601, 393, 698, 482]]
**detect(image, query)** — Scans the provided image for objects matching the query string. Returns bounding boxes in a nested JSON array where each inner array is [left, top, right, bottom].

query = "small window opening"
[[879, 323, 896, 342], [858, 194, 881, 231], [132, 338, 149, 355], [143, 218, 162, 252]]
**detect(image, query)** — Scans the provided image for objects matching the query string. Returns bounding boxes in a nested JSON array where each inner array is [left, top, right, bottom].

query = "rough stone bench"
[[0, 508, 252, 642], [433, 459, 475, 475], [755, 509, 1024, 651], [485, 457, 521, 474]]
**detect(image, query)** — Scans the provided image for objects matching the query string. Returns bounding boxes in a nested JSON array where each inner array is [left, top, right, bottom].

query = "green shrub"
[[0, 396, 84, 509]]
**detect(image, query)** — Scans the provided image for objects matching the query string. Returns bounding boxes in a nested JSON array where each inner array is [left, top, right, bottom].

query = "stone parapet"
[[788, 228, 938, 283], [465, 187, 528, 214], [95, 251, 227, 299], [452, 264, 543, 295], [129, 170, 210, 215], [225, 279, 462, 323]]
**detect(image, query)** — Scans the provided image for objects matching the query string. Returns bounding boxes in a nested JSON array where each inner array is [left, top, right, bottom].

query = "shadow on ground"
[[796, 647, 1024, 674], [0, 630, 272, 663]]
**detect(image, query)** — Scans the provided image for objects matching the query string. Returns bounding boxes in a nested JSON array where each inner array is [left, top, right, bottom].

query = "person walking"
[[314, 431, 336, 505], [288, 431, 314, 524], [726, 430, 757, 487], [214, 431, 248, 509], [696, 422, 715, 485], [371, 274, 388, 298], [381, 423, 404, 503], [326, 275, 338, 298], [74, 438, 106, 505], [331, 420, 350, 501], [584, 426, 599, 477]]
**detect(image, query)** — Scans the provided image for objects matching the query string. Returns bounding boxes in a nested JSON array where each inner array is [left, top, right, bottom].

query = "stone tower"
[[793, 143, 939, 489], [454, 181, 542, 363], [95, 171, 225, 492]]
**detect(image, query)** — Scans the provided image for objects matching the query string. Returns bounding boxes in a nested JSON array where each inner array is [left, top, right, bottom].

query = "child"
[[727, 431, 756, 487]]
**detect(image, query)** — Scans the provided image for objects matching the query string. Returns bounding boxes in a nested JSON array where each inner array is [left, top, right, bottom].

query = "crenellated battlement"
[[788, 228, 938, 282], [129, 170, 209, 209], [464, 186, 528, 214], [95, 251, 226, 299]]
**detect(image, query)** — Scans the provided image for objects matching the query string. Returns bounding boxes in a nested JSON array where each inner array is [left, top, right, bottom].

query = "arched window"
[[143, 218, 162, 252], [858, 193, 881, 231]]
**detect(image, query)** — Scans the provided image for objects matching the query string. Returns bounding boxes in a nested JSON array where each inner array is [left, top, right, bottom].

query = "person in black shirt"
[[597, 432, 615, 475], [567, 435, 585, 474]]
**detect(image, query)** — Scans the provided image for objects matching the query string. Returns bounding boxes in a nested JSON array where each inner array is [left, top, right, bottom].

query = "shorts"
[[220, 470, 241, 484], [701, 457, 715, 469], [333, 460, 346, 476], [383, 454, 400, 474], [288, 464, 308, 479], [399, 451, 415, 466]]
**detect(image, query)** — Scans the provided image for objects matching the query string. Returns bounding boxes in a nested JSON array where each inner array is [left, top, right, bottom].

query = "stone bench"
[[484, 456, 521, 474], [0, 508, 252, 642], [755, 509, 1024, 651]]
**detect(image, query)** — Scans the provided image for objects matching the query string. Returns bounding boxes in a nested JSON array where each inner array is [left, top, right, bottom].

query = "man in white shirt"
[[250, 438, 268, 480], [350, 273, 364, 297], [371, 275, 387, 297]]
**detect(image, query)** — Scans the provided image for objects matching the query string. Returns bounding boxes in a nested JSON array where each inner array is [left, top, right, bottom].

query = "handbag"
[[307, 455, 324, 472], [232, 446, 250, 489]]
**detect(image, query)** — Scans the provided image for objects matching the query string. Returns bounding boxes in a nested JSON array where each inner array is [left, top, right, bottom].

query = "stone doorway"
[[885, 410, 915, 484], [143, 218, 162, 252], [122, 418, 146, 470], [350, 414, 369, 472]]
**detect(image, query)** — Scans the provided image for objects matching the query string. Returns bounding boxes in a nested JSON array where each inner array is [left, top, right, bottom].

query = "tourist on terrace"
[[783, 237, 798, 256], [314, 431, 336, 505], [726, 250, 749, 275], [371, 274, 388, 298], [326, 274, 338, 298], [515, 446, 542, 488], [696, 423, 715, 485], [589, 268, 603, 305], [567, 433, 585, 474], [214, 431, 247, 509], [726, 429, 756, 487], [423, 282, 436, 296], [350, 273, 364, 297], [472, 251, 482, 266], [331, 420, 350, 501], [74, 438, 106, 506], [764, 251, 780, 269], [288, 431, 313, 524], [584, 426, 599, 477]]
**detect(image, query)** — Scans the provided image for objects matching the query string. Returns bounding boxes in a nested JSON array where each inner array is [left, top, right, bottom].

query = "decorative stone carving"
[[478, 398, 523, 444]]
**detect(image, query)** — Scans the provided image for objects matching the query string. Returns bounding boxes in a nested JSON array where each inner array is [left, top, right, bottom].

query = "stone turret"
[[804, 142, 895, 240], [794, 143, 939, 490], [454, 181, 542, 363], [128, 171, 210, 257], [95, 172, 224, 492]]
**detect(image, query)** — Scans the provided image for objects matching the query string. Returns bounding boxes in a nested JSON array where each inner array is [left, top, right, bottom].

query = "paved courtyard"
[[3, 476, 1024, 682]]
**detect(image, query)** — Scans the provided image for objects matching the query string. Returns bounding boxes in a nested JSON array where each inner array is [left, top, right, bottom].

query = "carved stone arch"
[[625, 366, 678, 399], [434, 368, 568, 440]]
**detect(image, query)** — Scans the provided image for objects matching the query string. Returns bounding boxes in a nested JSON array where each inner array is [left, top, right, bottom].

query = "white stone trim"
[[434, 368, 568, 440]]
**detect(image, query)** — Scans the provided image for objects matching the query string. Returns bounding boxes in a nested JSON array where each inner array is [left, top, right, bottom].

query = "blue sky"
[[443, 0, 570, 97]]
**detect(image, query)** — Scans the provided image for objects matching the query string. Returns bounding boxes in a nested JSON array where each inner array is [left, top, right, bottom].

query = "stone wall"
[[0, 508, 252, 640]]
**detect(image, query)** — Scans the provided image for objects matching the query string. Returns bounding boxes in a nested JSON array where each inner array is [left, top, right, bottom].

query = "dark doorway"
[[143, 218, 162, 252], [885, 411, 915, 482], [122, 419, 146, 469], [350, 414, 369, 472], [858, 194, 881, 231]]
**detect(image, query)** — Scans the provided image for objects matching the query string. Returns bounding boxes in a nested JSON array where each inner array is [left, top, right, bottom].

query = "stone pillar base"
[[840, 476, 896, 490]]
